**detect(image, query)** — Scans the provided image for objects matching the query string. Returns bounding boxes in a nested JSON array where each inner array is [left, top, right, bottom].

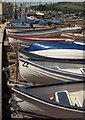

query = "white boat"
[[74, 41, 85, 45], [6, 24, 48, 34], [18, 42, 85, 61], [62, 33, 85, 45], [61, 26, 82, 33], [26, 16, 39, 20], [62, 32, 85, 42], [12, 81, 85, 118], [8, 27, 61, 36], [6, 25, 30, 34], [19, 57, 84, 84]]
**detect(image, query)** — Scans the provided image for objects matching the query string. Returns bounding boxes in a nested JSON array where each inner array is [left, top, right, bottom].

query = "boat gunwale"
[[6, 26, 57, 31], [8, 34, 74, 41], [19, 57, 85, 79], [12, 81, 85, 112], [8, 35, 69, 42]]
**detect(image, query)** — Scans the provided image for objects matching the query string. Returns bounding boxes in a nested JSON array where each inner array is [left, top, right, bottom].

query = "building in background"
[[0, 2, 3, 23], [2, 2, 14, 19], [0, 2, 14, 20], [0, 2, 30, 21]]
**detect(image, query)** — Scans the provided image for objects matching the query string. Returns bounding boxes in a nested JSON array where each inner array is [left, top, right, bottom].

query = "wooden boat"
[[18, 42, 85, 61], [12, 81, 85, 118], [19, 57, 84, 84], [8, 34, 74, 47]]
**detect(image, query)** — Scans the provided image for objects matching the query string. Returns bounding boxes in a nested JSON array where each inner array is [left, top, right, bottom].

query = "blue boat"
[[18, 42, 85, 62]]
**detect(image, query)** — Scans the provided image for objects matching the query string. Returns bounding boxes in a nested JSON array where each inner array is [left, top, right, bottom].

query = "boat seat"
[[49, 66, 60, 70], [70, 96, 82, 107], [80, 68, 85, 75], [70, 90, 84, 107], [54, 90, 72, 106]]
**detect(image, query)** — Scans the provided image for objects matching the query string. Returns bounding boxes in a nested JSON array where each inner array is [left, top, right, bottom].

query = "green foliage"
[[33, 2, 84, 14]]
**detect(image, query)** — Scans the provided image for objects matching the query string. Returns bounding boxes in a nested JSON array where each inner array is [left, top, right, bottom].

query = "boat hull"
[[18, 42, 85, 60], [12, 81, 85, 118], [8, 33, 74, 47], [14, 92, 84, 118], [61, 26, 82, 33], [19, 58, 84, 84]]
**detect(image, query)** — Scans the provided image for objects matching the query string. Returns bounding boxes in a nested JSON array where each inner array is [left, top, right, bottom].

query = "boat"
[[11, 81, 85, 118], [8, 34, 74, 47], [18, 42, 85, 61], [8, 27, 61, 37], [50, 18, 63, 25], [61, 26, 82, 33], [62, 32, 85, 42], [7, 26, 62, 47], [19, 57, 84, 84], [26, 16, 39, 21], [6, 18, 40, 34], [6, 24, 45, 34]]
